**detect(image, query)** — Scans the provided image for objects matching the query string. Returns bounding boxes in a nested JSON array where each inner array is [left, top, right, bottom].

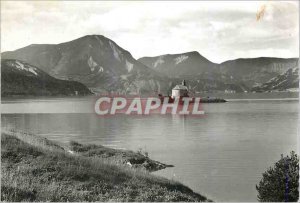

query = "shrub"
[[256, 151, 299, 202]]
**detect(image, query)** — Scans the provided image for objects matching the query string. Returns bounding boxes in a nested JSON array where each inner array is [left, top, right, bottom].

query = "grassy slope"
[[1, 132, 210, 202], [69, 141, 174, 172]]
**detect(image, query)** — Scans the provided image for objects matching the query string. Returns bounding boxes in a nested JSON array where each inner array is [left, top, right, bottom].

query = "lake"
[[1, 93, 299, 201]]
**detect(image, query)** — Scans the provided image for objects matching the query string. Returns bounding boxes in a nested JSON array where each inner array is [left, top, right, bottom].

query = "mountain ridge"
[[2, 35, 171, 95], [2, 34, 299, 94], [138, 52, 298, 91], [138, 51, 218, 78]]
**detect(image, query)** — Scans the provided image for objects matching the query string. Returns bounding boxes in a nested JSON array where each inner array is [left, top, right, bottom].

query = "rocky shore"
[[200, 97, 227, 103]]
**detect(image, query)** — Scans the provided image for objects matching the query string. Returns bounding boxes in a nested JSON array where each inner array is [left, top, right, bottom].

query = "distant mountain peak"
[[186, 51, 200, 55], [67, 34, 106, 42], [1, 35, 167, 94], [138, 51, 217, 77]]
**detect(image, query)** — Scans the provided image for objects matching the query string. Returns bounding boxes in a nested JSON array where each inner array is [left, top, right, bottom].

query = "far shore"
[[1, 91, 298, 104]]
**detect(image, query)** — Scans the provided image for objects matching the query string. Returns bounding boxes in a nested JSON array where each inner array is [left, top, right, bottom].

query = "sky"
[[1, 1, 299, 63]]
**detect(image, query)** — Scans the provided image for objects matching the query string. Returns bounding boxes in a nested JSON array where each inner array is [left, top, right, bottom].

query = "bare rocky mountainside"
[[252, 67, 299, 92], [1, 59, 91, 97], [2, 35, 299, 94], [219, 57, 299, 88]]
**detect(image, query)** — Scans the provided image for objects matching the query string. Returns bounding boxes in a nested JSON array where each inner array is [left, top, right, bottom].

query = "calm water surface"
[[1, 94, 299, 202]]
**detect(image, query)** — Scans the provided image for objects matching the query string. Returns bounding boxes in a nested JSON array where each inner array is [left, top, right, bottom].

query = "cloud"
[[1, 1, 298, 63]]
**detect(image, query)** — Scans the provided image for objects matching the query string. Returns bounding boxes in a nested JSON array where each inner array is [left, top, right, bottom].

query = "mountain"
[[139, 53, 299, 92], [2, 35, 170, 95], [251, 67, 299, 92], [1, 59, 91, 97], [2, 35, 298, 94], [219, 57, 299, 88], [138, 51, 218, 78], [138, 52, 250, 93]]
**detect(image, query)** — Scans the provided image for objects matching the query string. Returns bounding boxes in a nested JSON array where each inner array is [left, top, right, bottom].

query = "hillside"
[[1, 131, 209, 202], [252, 67, 299, 92], [1, 59, 91, 97], [138, 51, 218, 77], [219, 57, 299, 88], [2, 35, 171, 95]]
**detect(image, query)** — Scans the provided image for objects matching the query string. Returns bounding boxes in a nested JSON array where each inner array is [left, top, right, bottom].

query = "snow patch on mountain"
[[28, 68, 38, 76], [120, 75, 128, 80], [109, 41, 121, 62], [14, 60, 38, 76], [87, 56, 98, 72], [126, 60, 133, 72], [292, 67, 298, 74], [153, 56, 164, 68], [174, 55, 188, 65], [98, 66, 104, 73]]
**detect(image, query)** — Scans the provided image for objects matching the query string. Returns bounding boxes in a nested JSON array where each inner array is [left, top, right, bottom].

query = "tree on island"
[[256, 151, 299, 202]]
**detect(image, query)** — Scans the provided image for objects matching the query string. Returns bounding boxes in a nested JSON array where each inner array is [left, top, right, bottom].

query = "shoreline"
[[2, 129, 174, 172], [1, 129, 210, 202], [1, 91, 299, 103]]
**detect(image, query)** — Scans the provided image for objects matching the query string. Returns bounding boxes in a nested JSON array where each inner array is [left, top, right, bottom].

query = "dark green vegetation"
[[1, 131, 209, 202], [256, 151, 299, 202], [1, 59, 91, 97]]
